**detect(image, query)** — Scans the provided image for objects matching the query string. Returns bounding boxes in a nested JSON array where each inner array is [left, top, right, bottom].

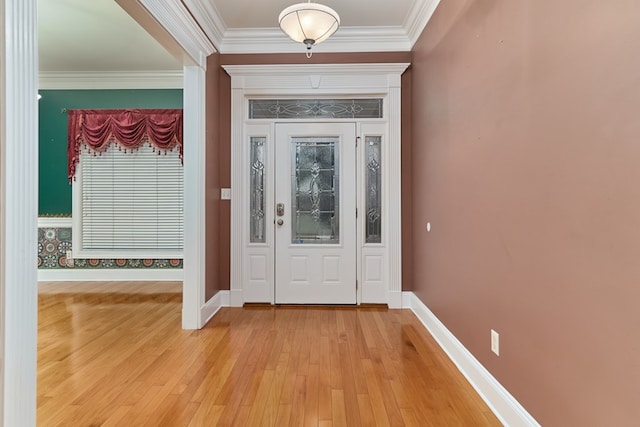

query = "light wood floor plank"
[[37, 282, 502, 426]]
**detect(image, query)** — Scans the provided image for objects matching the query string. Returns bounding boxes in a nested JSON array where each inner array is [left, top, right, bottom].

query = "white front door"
[[274, 123, 357, 304]]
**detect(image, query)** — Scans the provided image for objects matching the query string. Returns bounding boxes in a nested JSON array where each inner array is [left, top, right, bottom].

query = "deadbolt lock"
[[276, 203, 285, 216]]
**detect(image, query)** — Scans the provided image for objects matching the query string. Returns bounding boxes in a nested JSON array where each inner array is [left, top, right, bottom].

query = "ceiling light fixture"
[[279, 1, 340, 58]]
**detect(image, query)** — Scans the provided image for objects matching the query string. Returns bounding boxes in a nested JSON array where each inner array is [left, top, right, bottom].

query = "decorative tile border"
[[38, 227, 182, 269]]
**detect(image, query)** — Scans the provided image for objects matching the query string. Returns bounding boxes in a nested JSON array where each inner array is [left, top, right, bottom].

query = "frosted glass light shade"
[[279, 2, 340, 48]]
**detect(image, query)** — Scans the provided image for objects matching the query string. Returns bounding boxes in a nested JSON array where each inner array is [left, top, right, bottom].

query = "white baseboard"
[[402, 291, 414, 308], [387, 290, 403, 308], [229, 289, 245, 307], [403, 292, 540, 427], [38, 268, 183, 282], [201, 290, 230, 326]]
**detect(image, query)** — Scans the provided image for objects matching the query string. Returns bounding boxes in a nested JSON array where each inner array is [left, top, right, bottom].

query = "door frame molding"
[[223, 63, 409, 308]]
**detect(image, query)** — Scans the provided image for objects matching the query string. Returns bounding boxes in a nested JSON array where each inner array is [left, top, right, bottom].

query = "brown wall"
[[217, 65, 231, 292], [220, 52, 411, 66], [205, 52, 222, 300], [211, 51, 413, 293], [410, 0, 640, 425]]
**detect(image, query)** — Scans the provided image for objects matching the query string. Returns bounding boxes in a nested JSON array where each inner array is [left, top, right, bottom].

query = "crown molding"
[[180, 0, 439, 54], [219, 26, 412, 54], [138, 0, 215, 68], [405, 0, 442, 47], [39, 71, 184, 89], [182, 0, 226, 50]]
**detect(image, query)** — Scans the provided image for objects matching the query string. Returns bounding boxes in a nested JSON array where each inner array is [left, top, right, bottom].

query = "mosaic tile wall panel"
[[38, 227, 182, 269]]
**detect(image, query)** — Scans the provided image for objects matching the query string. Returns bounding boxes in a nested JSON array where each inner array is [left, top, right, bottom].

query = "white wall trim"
[[37, 268, 183, 282], [228, 76, 244, 307], [401, 291, 414, 308], [0, 1, 5, 416], [139, 0, 215, 68], [404, 292, 541, 427], [229, 289, 244, 308], [387, 76, 403, 306], [181, 0, 439, 54], [219, 26, 411, 54], [182, 0, 226, 50], [181, 65, 207, 329], [387, 291, 403, 309], [223, 63, 410, 94], [1, 0, 39, 424], [223, 63, 410, 78], [39, 71, 183, 90], [404, 0, 442, 47], [201, 290, 230, 325], [38, 217, 73, 228]]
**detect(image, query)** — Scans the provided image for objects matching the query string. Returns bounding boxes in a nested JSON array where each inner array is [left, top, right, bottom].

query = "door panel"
[[275, 123, 356, 304]]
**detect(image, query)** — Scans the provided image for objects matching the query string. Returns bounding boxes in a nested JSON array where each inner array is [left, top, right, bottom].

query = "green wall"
[[38, 89, 183, 216]]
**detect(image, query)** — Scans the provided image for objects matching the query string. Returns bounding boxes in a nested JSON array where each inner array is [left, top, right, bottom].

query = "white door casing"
[[224, 63, 409, 308], [275, 122, 356, 304]]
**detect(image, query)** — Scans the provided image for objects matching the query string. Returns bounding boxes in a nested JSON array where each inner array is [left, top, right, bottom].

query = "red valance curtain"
[[67, 109, 183, 180]]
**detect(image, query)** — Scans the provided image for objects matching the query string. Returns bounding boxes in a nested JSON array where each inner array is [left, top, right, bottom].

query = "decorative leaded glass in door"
[[365, 136, 382, 243], [250, 137, 266, 243], [290, 137, 340, 244]]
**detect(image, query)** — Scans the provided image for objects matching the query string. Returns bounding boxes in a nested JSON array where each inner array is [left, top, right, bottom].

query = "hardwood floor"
[[37, 282, 501, 426]]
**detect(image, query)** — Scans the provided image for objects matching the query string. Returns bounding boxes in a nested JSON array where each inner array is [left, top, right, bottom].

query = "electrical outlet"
[[66, 250, 73, 260], [491, 329, 500, 356], [66, 250, 74, 267]]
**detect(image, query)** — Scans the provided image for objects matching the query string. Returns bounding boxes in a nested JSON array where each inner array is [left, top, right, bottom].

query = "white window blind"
[[75, 142, 183, 257]]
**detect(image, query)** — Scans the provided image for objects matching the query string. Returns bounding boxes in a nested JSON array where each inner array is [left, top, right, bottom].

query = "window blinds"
[[78, 143, 183, 253]]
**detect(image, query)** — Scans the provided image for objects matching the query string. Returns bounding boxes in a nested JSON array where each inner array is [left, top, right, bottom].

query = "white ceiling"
[[212, 0, 413, 28], [38, 0, 181, 71], [38, 0, 434, 73]]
